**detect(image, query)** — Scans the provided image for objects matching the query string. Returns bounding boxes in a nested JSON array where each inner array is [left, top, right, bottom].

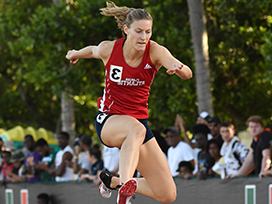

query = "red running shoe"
[[117, 178, 137, 204]]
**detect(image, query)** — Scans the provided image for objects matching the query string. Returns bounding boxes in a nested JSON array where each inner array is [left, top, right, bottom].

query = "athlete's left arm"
[[150, 42, 193, 79]]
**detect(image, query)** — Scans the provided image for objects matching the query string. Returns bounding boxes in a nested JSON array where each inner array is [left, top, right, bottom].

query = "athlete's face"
[[124, 20, 152, 51]]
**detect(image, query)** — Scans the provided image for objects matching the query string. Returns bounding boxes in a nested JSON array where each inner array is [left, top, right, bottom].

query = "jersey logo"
[[110, 65, 123, 82], [144, 63, 152, 69]]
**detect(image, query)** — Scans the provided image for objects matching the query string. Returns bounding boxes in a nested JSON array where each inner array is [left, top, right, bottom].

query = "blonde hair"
[[100, 2, 153, 36]]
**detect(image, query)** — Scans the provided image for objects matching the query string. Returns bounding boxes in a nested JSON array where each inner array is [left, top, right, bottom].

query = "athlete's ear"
[[123, 25, 128, 35]]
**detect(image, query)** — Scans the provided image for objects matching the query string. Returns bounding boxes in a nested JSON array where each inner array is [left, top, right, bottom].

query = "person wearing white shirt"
[[164, 126, 194, 177]]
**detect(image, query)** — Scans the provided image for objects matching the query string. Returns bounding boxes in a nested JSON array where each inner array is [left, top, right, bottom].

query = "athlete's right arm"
[[66, 41, 114, 64]]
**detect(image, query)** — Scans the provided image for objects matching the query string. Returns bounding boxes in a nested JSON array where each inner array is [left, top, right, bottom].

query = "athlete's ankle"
[[111, 177, 121, 189]]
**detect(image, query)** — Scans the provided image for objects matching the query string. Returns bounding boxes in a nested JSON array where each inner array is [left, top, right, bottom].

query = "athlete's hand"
[[166, 64, 183, 75], [66, 50, 79, 64]]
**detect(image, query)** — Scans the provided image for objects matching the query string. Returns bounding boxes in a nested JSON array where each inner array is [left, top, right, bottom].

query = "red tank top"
[[98, 38, 158, 119]]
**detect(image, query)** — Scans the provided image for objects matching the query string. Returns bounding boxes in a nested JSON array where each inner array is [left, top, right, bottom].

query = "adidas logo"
[[144, 63, 152, 69]]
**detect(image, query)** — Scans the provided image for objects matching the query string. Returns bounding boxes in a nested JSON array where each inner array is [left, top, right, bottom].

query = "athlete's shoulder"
[[149, 40, 169, 55], [97, 40, 117, 62], [150, 40, 162, 49], [149, 40, 169, 67], [98, 40, 116, 53]]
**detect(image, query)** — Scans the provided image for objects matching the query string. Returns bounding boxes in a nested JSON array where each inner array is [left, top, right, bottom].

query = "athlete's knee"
[[130, 123, 146, 142], [157, 190, 176, 203], [155, 185, 176, 203]]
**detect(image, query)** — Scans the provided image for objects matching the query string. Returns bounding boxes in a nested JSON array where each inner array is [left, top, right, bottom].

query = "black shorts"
[[94, 111, 154, 147]]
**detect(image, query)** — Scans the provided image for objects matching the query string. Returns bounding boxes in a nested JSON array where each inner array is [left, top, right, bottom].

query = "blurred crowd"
[[0, 132, 119, 186], [1, 113, 272, 188]]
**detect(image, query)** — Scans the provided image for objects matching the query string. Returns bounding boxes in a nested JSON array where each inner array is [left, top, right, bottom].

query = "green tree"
[[1, 0, 272, 138], [205, 0, 272, 129], [187, 0, 213, 116]]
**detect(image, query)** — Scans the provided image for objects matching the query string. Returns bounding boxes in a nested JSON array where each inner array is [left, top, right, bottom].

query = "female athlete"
[[66, 2, 192, 204]]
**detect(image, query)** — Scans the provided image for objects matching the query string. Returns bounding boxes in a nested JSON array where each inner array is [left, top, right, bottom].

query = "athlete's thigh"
[[101, 115, 145, 148], [137, 138, 176, 195]]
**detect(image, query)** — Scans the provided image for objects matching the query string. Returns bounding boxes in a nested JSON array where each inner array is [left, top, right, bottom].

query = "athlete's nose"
[[140, 32, 146, 39]]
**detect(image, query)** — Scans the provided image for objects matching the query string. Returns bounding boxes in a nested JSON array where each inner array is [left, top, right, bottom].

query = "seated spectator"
[[48, 132, 75, 182], [163, 126, 194, 177], [72, 134, 92, 180], [21, 135, 43, 182], [1, 150, 14, 182], [192, 124, 215, 180], [103, 145, 119, 177], [80, 144, 104, 184], [176, 161, 194, 180], [34, 138, 57, 182], [227, 116, 272, 179], [37, 193, 51, 204], [207, 139, 225, 179], [220, 122, 248, 177]]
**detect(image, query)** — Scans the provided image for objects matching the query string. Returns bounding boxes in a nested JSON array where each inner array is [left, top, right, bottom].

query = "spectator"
[[1, 150, 13, 182], [51, 132, 75, 182], [207, 139, 225, 179], [196, 111, 212, 125], [73, 134, 92, 180], [174, 114, 199, 174], [10, 151, 26, 173], [3, 140, 15, 153], [5, 151, 27, 182], [37, 193, 51, 204], [208, 116, 224, 148], [21, 135, 43, 182], [260, 140, 272, 177], [220, 122, 248, 177], [192, 124, 215, 180], [34, 138, 57, 182], [228, 116, 272, 178], [80, 144, 104, 184], [176, 161, 194, 180], [163, 126, 194, 177], [103, 145, 120, 177], [179, 112, 213, 148]]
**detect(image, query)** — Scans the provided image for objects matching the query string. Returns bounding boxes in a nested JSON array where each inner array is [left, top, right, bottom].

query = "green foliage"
[[205, 0, 272, 129], [0, 0, 272, 136], [146, 0, 197, 130]]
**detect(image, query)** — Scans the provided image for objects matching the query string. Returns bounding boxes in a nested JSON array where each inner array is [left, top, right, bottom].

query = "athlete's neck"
[[123, 40, 145, 67]]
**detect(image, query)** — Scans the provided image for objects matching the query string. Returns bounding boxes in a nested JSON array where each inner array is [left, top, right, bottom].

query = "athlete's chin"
[[135, 45, 146, 51]]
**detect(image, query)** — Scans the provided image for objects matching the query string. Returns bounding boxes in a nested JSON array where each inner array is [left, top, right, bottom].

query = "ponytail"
[[100, 1, 152, 37]]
